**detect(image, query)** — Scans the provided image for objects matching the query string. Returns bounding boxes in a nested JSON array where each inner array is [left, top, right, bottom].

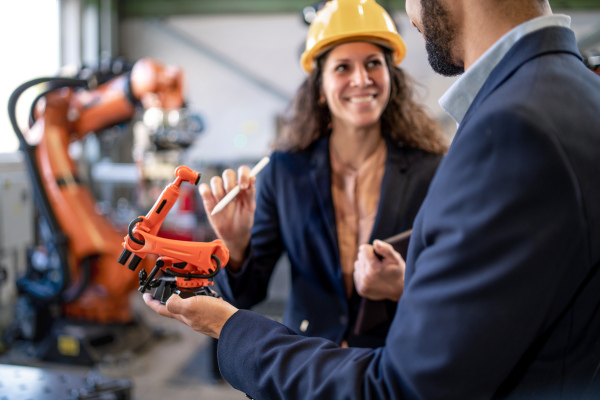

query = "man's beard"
[[421, 0, 464, 76]]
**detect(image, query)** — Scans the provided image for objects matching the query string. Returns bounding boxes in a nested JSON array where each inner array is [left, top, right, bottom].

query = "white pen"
[[210, 156, 270, 216]]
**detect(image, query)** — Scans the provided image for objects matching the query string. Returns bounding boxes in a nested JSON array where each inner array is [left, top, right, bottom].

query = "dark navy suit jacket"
[[216, 136, 442, 348], [218, 27, 600, 399]]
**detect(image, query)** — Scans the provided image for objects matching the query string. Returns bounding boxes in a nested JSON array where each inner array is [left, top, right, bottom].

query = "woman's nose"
[[350, 65, 372, 87]]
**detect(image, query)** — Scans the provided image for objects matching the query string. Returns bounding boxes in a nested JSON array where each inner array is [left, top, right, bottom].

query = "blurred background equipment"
[[0, 153, 34, 354], [301, 1, 327, 25], [5, 57, 202, 366]]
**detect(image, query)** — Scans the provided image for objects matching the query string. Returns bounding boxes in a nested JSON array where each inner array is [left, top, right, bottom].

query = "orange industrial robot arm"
[[8, 58, 187, 323]]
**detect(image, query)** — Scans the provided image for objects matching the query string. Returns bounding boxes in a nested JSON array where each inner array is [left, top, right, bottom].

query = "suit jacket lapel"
[[356, 142, 410, 335], [370, 140, 409, 242], [308, 137, 340, 266]]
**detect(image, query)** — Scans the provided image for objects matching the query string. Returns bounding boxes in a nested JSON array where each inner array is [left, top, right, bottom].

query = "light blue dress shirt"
[[439, 14, 572, 125]]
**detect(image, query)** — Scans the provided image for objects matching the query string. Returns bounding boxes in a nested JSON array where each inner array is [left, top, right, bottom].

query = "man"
[[145, 0, 600, 398]]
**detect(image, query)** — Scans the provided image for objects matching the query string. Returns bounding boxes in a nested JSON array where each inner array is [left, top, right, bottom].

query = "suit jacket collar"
[[459, 26, 581, 131]]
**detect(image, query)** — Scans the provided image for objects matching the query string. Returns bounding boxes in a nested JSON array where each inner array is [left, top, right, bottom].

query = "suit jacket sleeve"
[[217, 108, 589, 399]]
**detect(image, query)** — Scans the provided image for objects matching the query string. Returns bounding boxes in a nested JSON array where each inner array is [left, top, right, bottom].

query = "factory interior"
[[0, 1, 599, 399]]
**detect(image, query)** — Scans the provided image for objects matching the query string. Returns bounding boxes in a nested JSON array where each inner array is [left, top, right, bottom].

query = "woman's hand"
[[199, 165, 256, 270], [354, 240, 405, 302]]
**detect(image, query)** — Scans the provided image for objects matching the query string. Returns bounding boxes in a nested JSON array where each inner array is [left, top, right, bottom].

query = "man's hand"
[[143, 293, 238, 339], [354, 240, 406, 302]]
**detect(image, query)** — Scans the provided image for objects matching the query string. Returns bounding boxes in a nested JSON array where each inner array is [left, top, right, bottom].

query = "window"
[[0, 1, 60, 153]]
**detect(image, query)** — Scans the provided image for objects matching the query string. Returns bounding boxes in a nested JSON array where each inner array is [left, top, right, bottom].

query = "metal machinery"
[[0, 153, 34, 353], [5, 58, 203, 365], [0, 363, 132, 400]]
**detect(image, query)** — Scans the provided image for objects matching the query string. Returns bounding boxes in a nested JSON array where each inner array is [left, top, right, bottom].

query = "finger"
[[237, 165, 252, 190], [353, 266, 367, 294], [165, 293, 185, 316], [236, 175, 256, 210], [210, 176, 225, 200], [198, 182, 213, 201], [373, 240, 399, 260], [356, 244, 372, 263], [143, 293, 175, 319], [143, 293, 159, 310], [354, 259, 364, 276], [199, 183, 216, 211], [222, 169, 237, 193], [354, 257, 372, 281]]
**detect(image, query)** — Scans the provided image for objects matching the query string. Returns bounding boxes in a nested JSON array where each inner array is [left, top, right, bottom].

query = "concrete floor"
[[0, 294, 248, 400], [111, 295, 247, 400]]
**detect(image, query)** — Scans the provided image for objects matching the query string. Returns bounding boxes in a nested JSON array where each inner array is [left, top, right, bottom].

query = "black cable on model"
[[163, 254, 222, 279], [128, 217, 145, 245]]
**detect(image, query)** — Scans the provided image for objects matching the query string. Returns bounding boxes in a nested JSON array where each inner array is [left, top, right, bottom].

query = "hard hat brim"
[[301, 34, 406, 73]]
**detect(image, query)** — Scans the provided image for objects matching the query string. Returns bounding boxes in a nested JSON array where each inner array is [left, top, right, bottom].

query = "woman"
[[199, 0, 448, 348]]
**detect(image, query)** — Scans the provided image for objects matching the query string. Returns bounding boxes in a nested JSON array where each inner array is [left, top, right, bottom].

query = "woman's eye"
[[334, 64, 347, 72], [367, 59, 382, 68]]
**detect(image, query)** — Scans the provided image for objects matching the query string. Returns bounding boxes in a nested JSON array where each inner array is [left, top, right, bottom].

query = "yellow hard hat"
[[300, 0, 406, 73]]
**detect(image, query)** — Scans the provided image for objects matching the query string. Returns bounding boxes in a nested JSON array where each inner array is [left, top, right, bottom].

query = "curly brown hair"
[[274, 48, 448, 155]]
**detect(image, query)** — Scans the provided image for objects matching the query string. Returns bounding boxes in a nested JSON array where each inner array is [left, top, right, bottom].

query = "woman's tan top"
[[330, 139, 387, 298]]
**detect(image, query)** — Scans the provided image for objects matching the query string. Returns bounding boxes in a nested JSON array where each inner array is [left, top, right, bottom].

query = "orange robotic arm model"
[[118, 166, 229, 303]]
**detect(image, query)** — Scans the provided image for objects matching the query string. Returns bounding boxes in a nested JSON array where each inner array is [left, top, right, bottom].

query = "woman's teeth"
[[349, 95, 374, 103]]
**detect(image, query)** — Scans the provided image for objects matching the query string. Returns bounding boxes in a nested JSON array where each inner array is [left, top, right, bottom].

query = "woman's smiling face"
[[320, 41, 391, 131]]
